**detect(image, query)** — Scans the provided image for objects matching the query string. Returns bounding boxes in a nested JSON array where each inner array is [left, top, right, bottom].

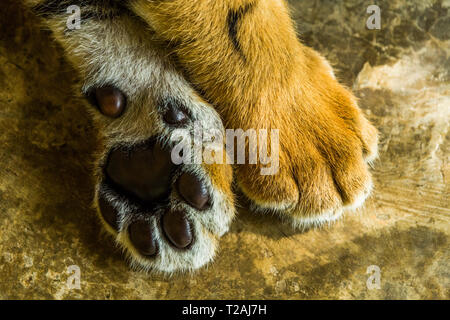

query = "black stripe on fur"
[[226, 3, 255, 61]]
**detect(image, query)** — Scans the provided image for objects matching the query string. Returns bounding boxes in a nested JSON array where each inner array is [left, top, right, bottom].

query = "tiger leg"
[[130, 0, 379, 228], [25, 0, 235, 272]]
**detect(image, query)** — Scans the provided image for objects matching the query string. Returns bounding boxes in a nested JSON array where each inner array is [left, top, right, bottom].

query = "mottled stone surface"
[[0, 0, 448, 299]]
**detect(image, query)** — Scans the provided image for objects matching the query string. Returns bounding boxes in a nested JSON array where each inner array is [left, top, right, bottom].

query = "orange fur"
[[131, 0, 379, 225]]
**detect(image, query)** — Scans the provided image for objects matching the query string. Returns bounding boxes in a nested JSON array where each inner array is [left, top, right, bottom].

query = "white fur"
[[36, 7, 235, 273]]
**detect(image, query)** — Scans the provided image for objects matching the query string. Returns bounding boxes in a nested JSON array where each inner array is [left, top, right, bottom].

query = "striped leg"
[[130, 0, 379, 229]]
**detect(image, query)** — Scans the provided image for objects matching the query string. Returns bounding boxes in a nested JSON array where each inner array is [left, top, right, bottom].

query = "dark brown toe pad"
[[162, 210, 193, 249], [129, 221, 158, 257], [96, 94, 216, 257], [177, 172, 211, 211]]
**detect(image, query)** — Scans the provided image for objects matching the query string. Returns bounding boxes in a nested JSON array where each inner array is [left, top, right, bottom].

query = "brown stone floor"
[[0, 0, 448, 299]]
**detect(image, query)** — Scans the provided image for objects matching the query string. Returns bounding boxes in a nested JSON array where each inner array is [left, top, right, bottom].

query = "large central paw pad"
[[102, 144, 210, 253], [92, 86, 234, 273], [105, 142, 174, 205]]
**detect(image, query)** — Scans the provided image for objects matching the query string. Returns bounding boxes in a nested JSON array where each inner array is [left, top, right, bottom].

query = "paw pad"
[[163, 100, 189, 126], [162, 210, 193, 249], [100, 139, 224, 261], [105, 142, 173, 204], [129, 221, 158, 257], [93, 86, 126, 118], [177, 172, 211, 211], [92, 84, 234, 272]]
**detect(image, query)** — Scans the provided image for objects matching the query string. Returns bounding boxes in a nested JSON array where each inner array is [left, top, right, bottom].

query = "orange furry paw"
[[239, 48, 379, 229], [130, 0, 379, 229], [237, 94, 378, 229]]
